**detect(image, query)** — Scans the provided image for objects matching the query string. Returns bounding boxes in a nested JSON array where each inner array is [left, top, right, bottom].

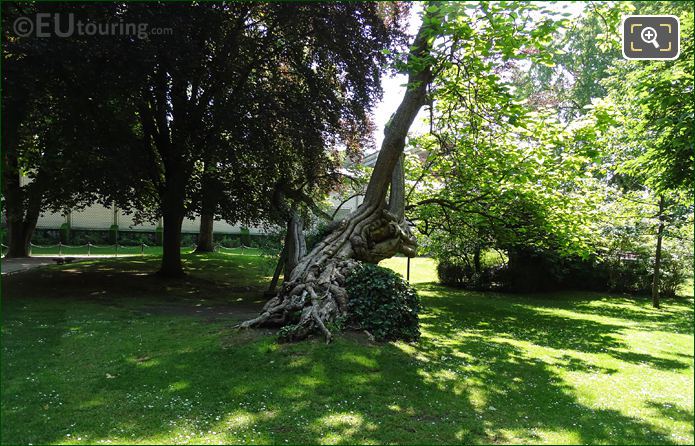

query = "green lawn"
[[2, 253, 693, 444]]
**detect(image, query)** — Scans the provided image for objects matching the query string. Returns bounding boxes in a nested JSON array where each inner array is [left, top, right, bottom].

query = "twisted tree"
[[239, 13, 435, 341], [239, 0, 574, 341]]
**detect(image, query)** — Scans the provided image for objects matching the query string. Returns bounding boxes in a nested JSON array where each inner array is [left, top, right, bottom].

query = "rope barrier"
[[215, 244, 259, 255]]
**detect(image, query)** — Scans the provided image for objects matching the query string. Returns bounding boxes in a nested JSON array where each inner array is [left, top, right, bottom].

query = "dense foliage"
[[3, 1, 692, 302], [408, 1, 693, 298], [2, 2, 408, 273], [345, 263, 420, 342], [438, 248, 687, 296]]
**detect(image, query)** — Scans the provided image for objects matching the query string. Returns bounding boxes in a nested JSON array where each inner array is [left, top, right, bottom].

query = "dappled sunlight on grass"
[[2, 254, 693, 444], [315, 412, 369, 444]]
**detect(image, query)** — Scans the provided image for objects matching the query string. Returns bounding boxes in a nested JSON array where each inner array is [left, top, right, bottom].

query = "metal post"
[[87, 243, 91, 256], [407, 257, 411, 282], [141, 243, 145, 256], [59, 242, 62, 257]]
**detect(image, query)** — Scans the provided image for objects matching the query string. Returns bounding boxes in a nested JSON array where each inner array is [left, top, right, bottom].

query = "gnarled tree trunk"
[[239, 16, 434, 341]]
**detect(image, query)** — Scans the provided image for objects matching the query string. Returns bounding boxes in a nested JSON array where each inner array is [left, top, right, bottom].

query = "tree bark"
[[158, 185, 186, 277], [195, 212, 215, 253], [473, 247, 481, 275], [651, 195, 665, 309], [239, 14, 435, 341], [266, 246, 286, 296], [284, 211, 307, 280], [194, 164, 216, 253], [2, 135, 44, 258]]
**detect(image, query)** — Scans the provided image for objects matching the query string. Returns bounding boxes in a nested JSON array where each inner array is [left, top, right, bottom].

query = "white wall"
[[117, 212, 159, 231], [35, 211, 67, 229], [23, 176, 366, 235], [71, 204, 115, 230]]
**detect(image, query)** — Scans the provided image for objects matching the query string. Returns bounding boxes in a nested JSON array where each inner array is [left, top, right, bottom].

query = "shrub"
[[658, 253, 689, 297], [181, 233, 197, 247], [31, 229, 60, 245], [437, 261, 469, 287], [437, 261, 501, 290], [118, 231, 155, 246], [345, 262, 420, 342], [604, 254, 652, 294], [217, 236, 241, 248], [70, 229, 110, 245]]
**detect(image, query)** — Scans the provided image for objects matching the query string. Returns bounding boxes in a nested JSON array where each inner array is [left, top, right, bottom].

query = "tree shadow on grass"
[[2, 253, 275, 309], [2, 274, 691, 444], [2, 301, 686, 444], [418, 284, 693, 372], [645, 401, 695, 425]]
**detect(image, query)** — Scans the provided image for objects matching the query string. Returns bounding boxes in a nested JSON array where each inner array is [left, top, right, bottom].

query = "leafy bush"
[[181, 233, 197, 247], [437, 246, 688, 297], [654, 252, 688, 297], [437, 261, 501, 290], [117, 231, 155, 246], [345, 262, 420, 342], [217, 235, 241, 248], [70, 230, 110, 245], [31, 229, 60, 245], [437, 261, 469, 287]]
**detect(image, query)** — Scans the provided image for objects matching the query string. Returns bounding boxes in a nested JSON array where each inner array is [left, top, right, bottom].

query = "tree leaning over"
[[239, 10, 437, 341]]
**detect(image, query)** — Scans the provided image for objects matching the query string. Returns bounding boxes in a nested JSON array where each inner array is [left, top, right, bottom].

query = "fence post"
[[141, 243, 145, 256], [58, 242, 62, 257], [87, 243, 91, 256]]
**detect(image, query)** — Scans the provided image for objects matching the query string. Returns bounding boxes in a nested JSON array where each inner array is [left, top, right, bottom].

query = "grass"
[[2, 252, 693, 444]]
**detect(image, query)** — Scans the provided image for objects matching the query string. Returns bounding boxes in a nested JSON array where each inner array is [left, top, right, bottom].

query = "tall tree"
[[2, 3, 129, 257], [27, 3, 406, 276], [239, 6, 436, 340], [240, 2, 567, 341], [598, 1, 694, 305]]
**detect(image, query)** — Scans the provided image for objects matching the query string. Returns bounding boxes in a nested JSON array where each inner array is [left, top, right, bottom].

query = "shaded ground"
[[2, 257, 60, 275], [1, 256, 143, 275], [1, 253, 693, 444]]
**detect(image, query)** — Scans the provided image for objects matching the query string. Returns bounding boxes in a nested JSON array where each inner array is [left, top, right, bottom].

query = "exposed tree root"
[[237, 203, 416, 342]]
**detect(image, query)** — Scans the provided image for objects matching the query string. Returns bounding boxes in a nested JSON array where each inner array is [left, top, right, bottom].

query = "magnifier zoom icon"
[[641, 27, 660, 48]]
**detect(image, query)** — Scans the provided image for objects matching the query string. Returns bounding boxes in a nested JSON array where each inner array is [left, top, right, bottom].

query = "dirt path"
[[1, 257, 59, 275], [1, 255, 125, 275]]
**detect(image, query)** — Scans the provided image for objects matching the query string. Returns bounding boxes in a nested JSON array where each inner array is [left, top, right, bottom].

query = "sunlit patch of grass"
[[2, 253, 693, 444], [378, 256, 438, 283]]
